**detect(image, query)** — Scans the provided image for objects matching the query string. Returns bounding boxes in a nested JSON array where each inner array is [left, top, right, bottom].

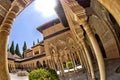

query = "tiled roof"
[[13, 54, 21, 59], [8, 51, 21, 60], [15, 52, 46, 62], [37, 18, 60, 33], [7, 51, 14, 60]]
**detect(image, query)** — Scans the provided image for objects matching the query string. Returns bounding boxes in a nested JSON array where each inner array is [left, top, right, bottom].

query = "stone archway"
[[36, 61, 42, 68], [42, 60, 47, 68], [108, 13, 120, 48], [0, 0, 120, 80], [98, 0, 120, 26], [49, 43, 57, 70], [0, 0, 34, 80]]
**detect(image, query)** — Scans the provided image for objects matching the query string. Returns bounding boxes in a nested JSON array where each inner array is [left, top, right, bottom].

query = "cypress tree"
[[33, 41, 35, 46], [15, 43, 21, 57], [23, 41, 27, 51], [10, 41, 15, 55], [22, 41, 27, 58], [37, 39, 39, 43]]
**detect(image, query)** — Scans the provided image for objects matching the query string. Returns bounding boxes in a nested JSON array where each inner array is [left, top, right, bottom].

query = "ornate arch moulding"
[[97, 0, 120, 26], [0, 0, 34, 34]]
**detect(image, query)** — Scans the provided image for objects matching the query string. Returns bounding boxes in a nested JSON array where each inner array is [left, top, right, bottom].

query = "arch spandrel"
[[0, 0, 34, 33], [66, 37, 75, 48], [0, 0, 120, 79], [49, 44, 57, 56], [98, 0, 120, 26]]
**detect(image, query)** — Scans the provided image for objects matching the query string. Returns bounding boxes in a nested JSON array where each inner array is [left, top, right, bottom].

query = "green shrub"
[[66, 61, 73, 69], [29, 68, 59, 80]]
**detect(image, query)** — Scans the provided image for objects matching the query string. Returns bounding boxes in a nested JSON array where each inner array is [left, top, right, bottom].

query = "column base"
[[92, 77, 97, 80]]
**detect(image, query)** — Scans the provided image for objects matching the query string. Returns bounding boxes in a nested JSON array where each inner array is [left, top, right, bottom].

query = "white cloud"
[[34, 0, 57, 17]]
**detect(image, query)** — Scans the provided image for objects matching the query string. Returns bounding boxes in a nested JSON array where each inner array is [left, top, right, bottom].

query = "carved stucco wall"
[[44, 30, 78, 67], [88, 0, 120, 59], [8, 59, 15, 72], [0, 0, 11, 25], [44, 31, 72, 56]]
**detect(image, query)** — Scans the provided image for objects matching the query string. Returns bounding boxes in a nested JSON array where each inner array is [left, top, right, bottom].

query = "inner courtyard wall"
[[88, 0, 120, 59]]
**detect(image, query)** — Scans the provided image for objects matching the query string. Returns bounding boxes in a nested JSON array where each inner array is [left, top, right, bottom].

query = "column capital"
[[0, 3, 18, 34], [82, 21, 93, 37], [0, 23, 12, 35]]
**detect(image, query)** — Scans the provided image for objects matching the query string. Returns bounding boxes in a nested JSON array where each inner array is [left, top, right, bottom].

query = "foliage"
[[15, 43, 21, 57], [33, 41, 35, 46], [10, 41, 15, 55], [37, 39, 40, 43], [23, 41, 27, 51], [22, 41, 27, 58], [29, 68, 59, 80], [66, 61, 73, 69]]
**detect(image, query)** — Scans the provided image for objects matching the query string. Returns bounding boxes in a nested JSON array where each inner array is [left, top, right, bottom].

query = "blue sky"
[[8, 0, 58, 53]]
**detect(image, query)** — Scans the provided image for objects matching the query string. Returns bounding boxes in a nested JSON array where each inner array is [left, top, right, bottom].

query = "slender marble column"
[[49, 60, 52, 69], [59, 57, 64, 75], [51, 59, 54, 69], [0, 3, 18, 80], [51, 56, 56, 70], [71, 51, 77, 72], [76, 49, 83, 66], [78, 48, 88, 72], [58, 58, 62, 75], [55, 58, 59, 71], [69, 51, 76, 72], [81, 21, 106, 80], [75, 49, 83, 70], [80, 39, 96, 80], [0, 0, 33, 78], [47, 60, 50, 68], [0, 30, 10, 80], [75, 27, 92, 74], [78, 42, 91, 74]]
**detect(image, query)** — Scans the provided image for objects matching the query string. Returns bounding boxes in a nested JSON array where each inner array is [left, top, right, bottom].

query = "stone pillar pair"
[[59, 56, 65, 75], [76, 47, 86, 70], [55, 56, 64, 75], [75, 20, 106, 80], [50, 55, 56, 70], [62, 0, 106, 79], [0, 5, 18, 80], [74, 27, 95, 80], [77, 42, 90, 73], [78, 20, 106, 80], [53, 53, 64, 75], [48, 59, 53, 69], [70, 50, 77, 72]]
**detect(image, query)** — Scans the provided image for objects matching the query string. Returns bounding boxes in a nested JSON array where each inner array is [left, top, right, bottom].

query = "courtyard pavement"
[[10, 59, 120, 80], [10, 73, 28, 80]]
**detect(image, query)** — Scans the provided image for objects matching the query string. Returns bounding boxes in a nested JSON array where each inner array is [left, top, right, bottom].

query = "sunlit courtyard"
[[0, 0, 120, 80], [10, 66, 82, 80], [10, 74, 28, 80]]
